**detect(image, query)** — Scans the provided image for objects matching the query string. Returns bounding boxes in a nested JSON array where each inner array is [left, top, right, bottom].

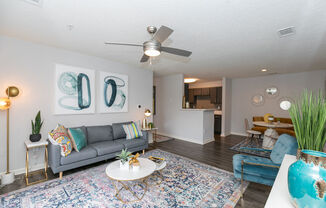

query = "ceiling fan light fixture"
[[143, 40, 161, 57], [145, 49, 161, 57]]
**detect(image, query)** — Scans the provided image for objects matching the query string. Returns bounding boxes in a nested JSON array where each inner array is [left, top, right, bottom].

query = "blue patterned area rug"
[[0, 149, 248, 208], [230, 138, 271, 158]]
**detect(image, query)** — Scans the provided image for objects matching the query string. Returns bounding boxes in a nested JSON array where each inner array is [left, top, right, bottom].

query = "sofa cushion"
[[90, 141, 124, 156], [233, 154, 279, 179], [86, 125, 114, 144], [123, 122, 143, 139], [70, 126, 88, 143], [60, 146, 97, 165], [115, 138, 146, 149], [112, 121, 132, 140], [68, 128, 87, 152]]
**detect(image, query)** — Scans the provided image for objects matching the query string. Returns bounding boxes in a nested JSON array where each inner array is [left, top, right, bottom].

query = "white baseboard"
[[203, 138, 215, 144], [230, 132, 247, 137], [1, 164, 46, 176], [157, 132, 207, 145]]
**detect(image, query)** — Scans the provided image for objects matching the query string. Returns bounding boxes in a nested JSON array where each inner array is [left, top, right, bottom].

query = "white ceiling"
[[1, 0, 326, 80]]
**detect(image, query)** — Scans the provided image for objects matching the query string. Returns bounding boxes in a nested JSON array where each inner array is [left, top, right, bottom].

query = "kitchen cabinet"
[[193, 88, 202, 96], [216, 87, 222, 104], [202, 88, 210, 96], [188, 89, 195, 103], [209, 88, 217, 103], [209, 87, 222, 104]]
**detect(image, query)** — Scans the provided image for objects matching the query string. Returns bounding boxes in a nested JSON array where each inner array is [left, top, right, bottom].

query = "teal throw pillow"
[[68, 128, 87, 152]]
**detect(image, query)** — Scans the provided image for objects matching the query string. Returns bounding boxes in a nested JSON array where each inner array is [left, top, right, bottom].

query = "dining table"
[[253, 121, 294, 149]]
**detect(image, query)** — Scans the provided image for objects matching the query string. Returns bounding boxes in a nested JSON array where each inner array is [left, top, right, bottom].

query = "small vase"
[[29, 134, 41, 142], [132, 164, 140, 171], [288, 150, 326, 208], [119, 161, 130, 170]]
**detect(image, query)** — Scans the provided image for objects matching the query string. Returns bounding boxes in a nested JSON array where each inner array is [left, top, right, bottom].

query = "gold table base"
[[25, 144, 48, 186], [112, 178, 148, 204]]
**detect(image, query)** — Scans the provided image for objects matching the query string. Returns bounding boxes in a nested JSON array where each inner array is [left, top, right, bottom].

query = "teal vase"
[[288, 150, 326, 208]]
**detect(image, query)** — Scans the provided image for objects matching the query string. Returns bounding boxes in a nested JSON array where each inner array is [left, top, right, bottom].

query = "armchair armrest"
[[239, 147, 272, 152], [47, 140, 61, 169], [242, 159, 280, 169]]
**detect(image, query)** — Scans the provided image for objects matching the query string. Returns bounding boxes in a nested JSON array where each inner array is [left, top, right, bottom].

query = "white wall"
[[154, 74, 214, 144], [221, 77, 232, 136], [231, 70, 326, 135], [0, 35, 153, 174]]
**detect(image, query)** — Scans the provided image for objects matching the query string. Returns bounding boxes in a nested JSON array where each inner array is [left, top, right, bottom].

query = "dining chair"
[[244, 118, 262, 145]]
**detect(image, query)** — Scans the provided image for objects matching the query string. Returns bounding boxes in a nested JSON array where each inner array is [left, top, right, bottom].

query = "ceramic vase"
[[288, 150, 326, 208], [119, 161, 130, 170]]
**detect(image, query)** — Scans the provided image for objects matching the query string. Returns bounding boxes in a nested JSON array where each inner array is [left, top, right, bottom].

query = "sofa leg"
[[142, 149, 145, 155], [59, 172, 63, 179]]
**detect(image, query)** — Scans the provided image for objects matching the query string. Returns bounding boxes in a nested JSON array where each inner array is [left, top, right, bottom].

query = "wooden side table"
[[24, 139, 49, 186], [142, 128, 158, 142]]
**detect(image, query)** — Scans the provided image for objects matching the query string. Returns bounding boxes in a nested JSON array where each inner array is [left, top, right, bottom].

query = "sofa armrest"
[[141, 131, 149, 143], [47, 141, 61, 169]]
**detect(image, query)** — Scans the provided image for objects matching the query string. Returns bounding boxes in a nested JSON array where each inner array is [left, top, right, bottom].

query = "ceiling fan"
[[105, 25, 192, 63]]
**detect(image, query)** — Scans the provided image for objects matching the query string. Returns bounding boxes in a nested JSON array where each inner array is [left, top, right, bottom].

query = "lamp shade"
[[6, 86, 19, 98], [144, 109, 151, 117], [0, 97, 11, 110]]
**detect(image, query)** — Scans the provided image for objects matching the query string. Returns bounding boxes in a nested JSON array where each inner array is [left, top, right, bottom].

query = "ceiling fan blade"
[[140, 54, 149, 62], [161, 47, 192, 57], [105, 42, 142, 47], [153, 26, 174, 43]]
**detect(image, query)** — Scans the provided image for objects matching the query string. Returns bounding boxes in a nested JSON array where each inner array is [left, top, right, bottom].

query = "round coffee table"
[[153, 161, 166, 185], [106, 158, 156, 204]]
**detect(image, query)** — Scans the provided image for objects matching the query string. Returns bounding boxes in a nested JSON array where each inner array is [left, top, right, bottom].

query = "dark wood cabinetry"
[[185, 86, 222, 105], [193, 88, 202, 96], [201, 88, 210, 96], [188, 89, 195, 103], [209, 87, 222, 104]]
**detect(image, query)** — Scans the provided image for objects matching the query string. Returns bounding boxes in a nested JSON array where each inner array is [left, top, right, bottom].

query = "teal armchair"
[[233, 134, 298, 188]]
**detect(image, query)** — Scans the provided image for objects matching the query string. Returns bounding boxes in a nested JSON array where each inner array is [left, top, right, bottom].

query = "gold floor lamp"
[[0, 86, 19, 185]]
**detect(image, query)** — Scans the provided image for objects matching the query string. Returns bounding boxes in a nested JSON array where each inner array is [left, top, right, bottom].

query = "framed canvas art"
[[54, 64, 95, 115], [98, 71, 128, 113]]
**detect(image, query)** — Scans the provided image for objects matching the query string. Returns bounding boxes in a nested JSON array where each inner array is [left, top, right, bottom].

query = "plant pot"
[[29, 134, 41, 142], [288, 150, 326, 208], [119, 161, 130, 170]]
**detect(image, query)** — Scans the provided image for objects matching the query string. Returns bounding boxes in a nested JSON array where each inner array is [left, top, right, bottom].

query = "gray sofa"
[[48, 122, 148, 177]]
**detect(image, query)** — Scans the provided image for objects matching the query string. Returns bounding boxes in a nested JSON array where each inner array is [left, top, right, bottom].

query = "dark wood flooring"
[[0, 134, 271, 207]]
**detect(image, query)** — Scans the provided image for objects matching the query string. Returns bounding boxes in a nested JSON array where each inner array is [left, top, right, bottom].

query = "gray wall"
[[0, 35, 153, 174], [231, 70, 326, 135], [154, 74, 214, 144]]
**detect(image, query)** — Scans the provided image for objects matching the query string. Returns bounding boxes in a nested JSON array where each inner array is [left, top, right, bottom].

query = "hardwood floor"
[[0, 134, 271, 207]]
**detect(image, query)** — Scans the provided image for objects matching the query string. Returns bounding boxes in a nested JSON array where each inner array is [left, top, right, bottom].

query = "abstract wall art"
[[54, 64, 95, 115], [98, 71, 128, 113]]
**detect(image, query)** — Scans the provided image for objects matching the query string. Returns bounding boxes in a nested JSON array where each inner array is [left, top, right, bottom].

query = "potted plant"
[[30, 111, 43, 142], [288, 90, 326, 208], [116, 149, 132, 170]]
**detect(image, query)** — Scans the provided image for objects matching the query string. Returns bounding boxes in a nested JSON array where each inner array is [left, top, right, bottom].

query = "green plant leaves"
[[289, 90, 326, 151], [31, 110, 43, 134]]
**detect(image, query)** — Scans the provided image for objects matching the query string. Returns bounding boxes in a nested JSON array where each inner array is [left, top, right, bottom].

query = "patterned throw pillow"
[[68, 128, 87, 152], [122, 122, 143, 139], [48, 124, 72, 157]]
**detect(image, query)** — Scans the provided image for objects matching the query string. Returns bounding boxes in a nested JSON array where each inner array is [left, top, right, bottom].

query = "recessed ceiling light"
[[261, 69, 268, 72], [184, 78, 198, 83]]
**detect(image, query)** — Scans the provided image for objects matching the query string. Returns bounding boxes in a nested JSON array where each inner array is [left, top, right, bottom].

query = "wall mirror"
[[251, 94, 264, 106], [265, 86, 279, 98], [279, 97, 293, 110]]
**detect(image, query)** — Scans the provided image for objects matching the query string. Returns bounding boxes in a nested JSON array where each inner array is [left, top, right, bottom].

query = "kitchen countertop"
[[180, 108, 215, 111], [181, 108, 222, 115]]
